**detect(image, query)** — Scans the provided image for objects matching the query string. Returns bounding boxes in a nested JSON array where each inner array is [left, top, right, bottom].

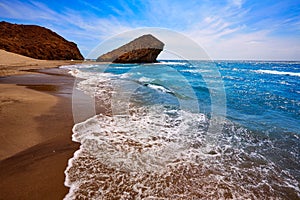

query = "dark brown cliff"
[[0, 21, 84, 60], [96, 34, 164, 63]]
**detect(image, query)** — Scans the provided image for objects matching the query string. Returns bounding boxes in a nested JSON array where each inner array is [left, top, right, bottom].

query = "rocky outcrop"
[[0, 21, 84, 60], [97, 34, 164, 63]]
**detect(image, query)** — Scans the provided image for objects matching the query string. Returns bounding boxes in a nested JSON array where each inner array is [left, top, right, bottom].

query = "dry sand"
[[0, 50, 82, 199], [0, 49, 82, 76]]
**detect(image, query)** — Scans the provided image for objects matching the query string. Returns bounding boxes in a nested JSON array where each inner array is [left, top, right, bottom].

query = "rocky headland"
[[0, 21, 83, 60], [96, 34, 164, 63]]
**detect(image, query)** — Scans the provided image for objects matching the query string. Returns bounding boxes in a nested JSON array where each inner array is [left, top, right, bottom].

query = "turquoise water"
[[101, 60, 300, 134], [64, 60, 300, 199]]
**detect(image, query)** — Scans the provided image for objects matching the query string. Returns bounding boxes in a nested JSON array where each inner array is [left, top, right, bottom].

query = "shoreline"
[[0, 69, 80, 199]]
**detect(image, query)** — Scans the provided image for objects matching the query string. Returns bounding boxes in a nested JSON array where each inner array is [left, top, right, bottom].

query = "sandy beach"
[[0, 49, 82, 77], [0, 50, 81, 199]]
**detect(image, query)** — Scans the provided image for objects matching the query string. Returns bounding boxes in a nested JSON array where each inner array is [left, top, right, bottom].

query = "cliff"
[[0, 21, 84, 60], [96, 34, 164, 63]]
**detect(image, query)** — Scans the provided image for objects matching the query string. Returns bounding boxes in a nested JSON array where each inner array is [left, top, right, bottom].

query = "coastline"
[[0, 69, 79, 199], [1, 51, 299, 198]]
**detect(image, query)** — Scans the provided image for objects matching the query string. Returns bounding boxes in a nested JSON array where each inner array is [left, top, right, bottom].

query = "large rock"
[[0, 21, 84, 60], [97, 34, 164, 63]]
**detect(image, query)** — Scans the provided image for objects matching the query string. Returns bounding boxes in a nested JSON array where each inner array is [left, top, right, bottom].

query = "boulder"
[[0, 21, 84, 60], [97, 34, 164, 63]]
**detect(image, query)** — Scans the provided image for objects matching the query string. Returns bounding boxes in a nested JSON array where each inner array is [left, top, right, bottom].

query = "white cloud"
[[229, 0, 244, 8], [0, 0, 134, 56], [190, 30, 300, 60], [0, 0, 299, 60]]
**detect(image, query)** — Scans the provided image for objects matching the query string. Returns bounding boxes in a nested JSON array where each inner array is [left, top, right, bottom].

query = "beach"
[[1, 0, 299, 198], [1, 50, 299, 199], [0, 50, 80, 199]]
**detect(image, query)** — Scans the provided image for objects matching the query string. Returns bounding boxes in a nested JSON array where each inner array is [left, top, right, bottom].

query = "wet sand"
[[0, 70, 80, 199]]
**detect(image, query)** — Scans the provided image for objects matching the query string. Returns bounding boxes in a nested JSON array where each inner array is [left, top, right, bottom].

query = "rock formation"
[[0, 21, 84, 60], [97, 34, 164, 63]]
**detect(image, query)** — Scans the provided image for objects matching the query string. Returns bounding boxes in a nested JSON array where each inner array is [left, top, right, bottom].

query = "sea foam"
[[64, 104, 300, 199], [254, 69, 300, 77], [63, 63, 300, 199]]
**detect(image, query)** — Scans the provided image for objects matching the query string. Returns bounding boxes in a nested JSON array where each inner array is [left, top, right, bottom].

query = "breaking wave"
[[253, 69, 300, 77], [64, 105, 299, 199]]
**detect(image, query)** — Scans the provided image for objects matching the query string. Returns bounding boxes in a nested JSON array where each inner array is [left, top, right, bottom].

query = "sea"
[[62, 60, 300, 199]]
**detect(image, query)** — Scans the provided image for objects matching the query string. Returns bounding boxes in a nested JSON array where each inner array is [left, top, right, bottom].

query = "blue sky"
[[0, 0, 300, 60]]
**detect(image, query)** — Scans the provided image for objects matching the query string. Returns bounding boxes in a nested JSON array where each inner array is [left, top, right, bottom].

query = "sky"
[[0, 0, 300, 60]]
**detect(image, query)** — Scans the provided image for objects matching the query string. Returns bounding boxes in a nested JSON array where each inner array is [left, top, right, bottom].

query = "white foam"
[[64, 107, 209, 198], [254, 69, 300, 77], [180, 69, 211, 73], [64, 106, 300, 199], [112, 65, 138, 69], [146, 84, 172, 94], [138, 76, 155, 83], [157, 61, 188, 65], [279, 80, 292, 85]]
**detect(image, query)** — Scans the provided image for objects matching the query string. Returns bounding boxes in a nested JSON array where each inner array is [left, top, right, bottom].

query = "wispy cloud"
[[229, 0, 244, 8], [0, 0, 134, 53], [0, 0, 299, 60]]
